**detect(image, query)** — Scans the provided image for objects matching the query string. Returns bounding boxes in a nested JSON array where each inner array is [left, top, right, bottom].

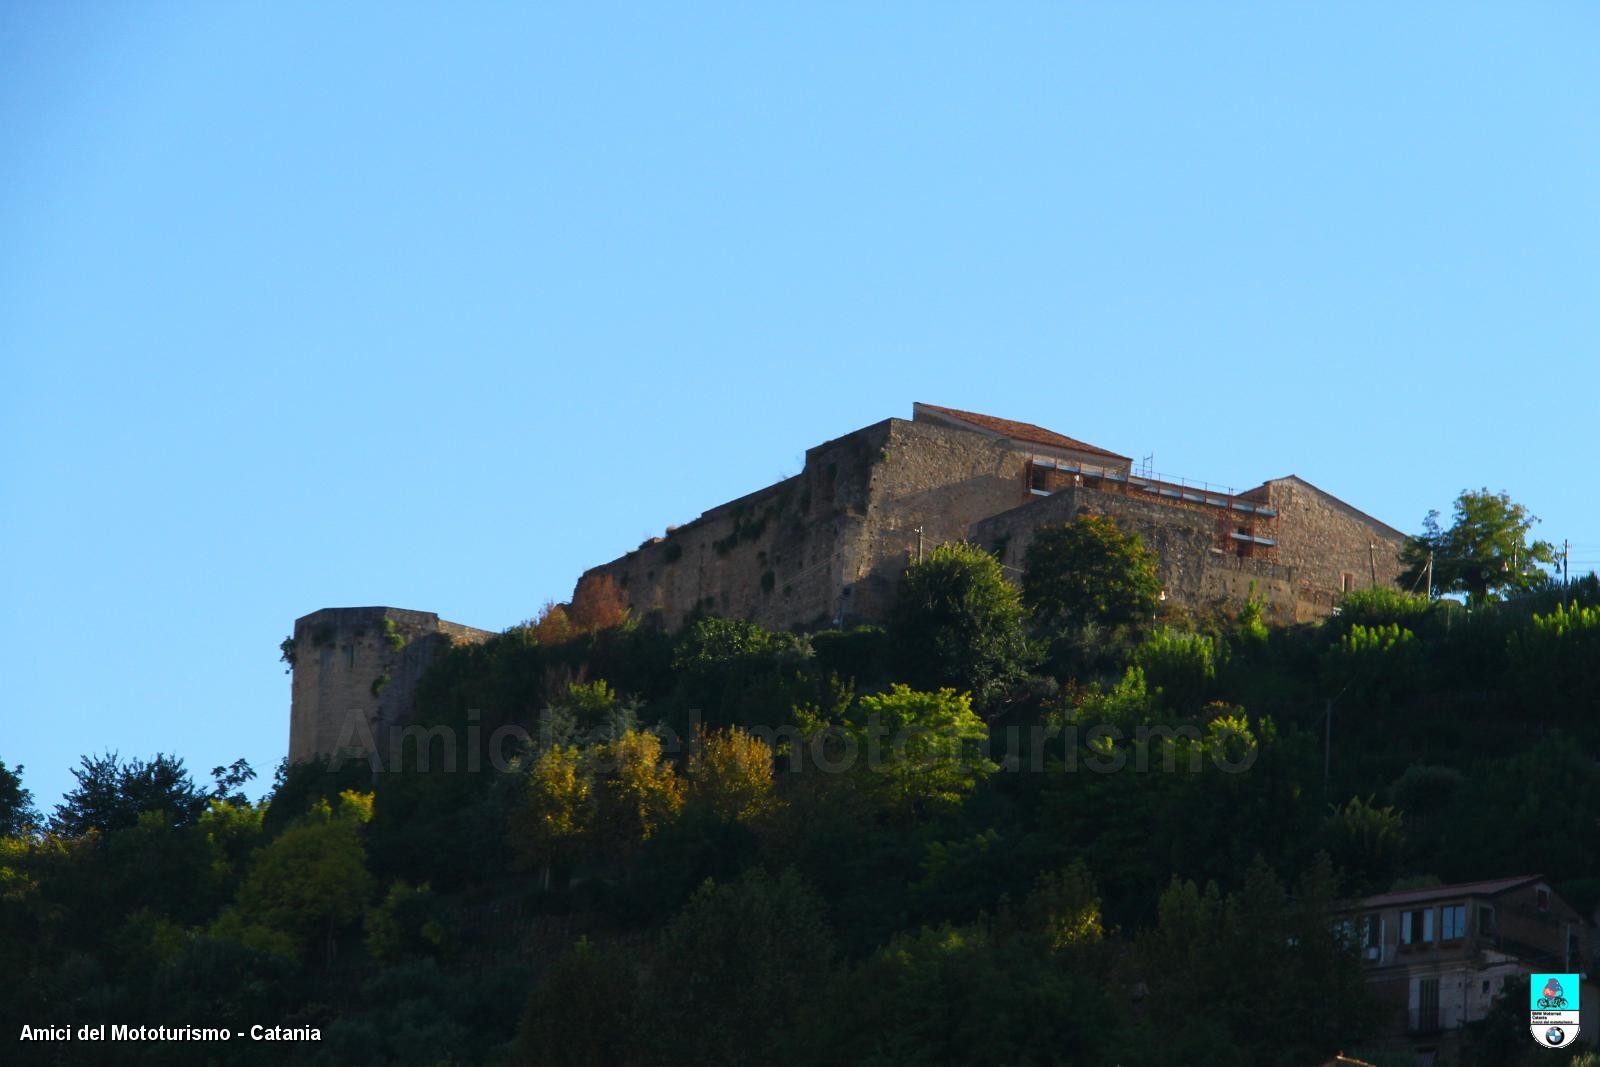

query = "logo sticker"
[[1530, 972, 1580, 1047]]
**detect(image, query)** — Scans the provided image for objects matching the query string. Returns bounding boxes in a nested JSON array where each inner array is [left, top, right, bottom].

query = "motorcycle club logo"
[[1530, 972, 1580, 1048]]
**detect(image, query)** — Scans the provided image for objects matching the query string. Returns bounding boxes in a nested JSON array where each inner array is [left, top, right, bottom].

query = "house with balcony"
[[1337, 874, 1594, 1064]]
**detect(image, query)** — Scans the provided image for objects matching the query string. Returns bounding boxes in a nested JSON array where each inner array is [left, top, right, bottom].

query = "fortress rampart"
[[287, 606, 495, 764], [289, 404, 1409, 762]]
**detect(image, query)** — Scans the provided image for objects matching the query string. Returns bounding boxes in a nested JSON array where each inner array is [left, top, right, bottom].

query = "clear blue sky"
[[4, 3, 1597, 813]]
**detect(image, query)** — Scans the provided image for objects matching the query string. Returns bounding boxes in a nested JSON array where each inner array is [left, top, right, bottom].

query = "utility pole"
[[1564, 539, 1571, 606], [1425, 551, 1434, 600], [1368, 543, 1377, 589], [915, 526, 924, 564]]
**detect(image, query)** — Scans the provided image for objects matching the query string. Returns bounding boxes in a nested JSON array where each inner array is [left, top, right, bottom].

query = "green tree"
[[213, 790, 375, 963], [1326, 587, 1432, 636], [849, 685, 997, 820], [507, 744, 592, 889], [1508, 602, 1600, 731], [365, 880, 456, 964], [542, 679, 640, 748], [513, 938, 638, 1067], [51, 752, 211, 835], [889, 541, 1034, 707], [1138, 856, 1377, 1065], [1321, 623, 1424, 709], [1401, 489, 1558, 604], [0, 760, 36, 837], [640, 868, 834, 1067], [1322, 795, 1406, 894], [814, 908, 1123, 1067], [1022, 514, 1162, 633], [1131, 628, 1221, 715]]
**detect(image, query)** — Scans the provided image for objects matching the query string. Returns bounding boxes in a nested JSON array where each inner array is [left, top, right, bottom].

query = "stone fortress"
[[288, 403, 1407, 761]]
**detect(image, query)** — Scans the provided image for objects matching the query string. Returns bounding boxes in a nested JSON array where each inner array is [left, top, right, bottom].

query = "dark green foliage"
[[1435, 736, 1600, 887], [639, 869, 834, 1066], [365, 881, 457, 964], [0, 759, 36, 836], [1131, 627, 1221, 714], [1508, 602, 1600, 732], [51, 752, 211, 835], [1022, 514, 1162, 633], [1138, 856, 1378, 1066], [1321, 795, 1405, 894], [659, 616, 822, 735], [809, 624, 889, 686], [812, 868, 1122, 1067], [15, 521, 1600, 1066], [889, 541, 1034, 707], [263, 754, 373, 837], [1321, 623, 1424, 709], [313, 958, 533, 1067], [513, 940, 638, 1067]]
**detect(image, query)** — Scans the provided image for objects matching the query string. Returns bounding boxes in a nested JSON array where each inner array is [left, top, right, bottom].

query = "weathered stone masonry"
[[287, 607, 495, 764], [577, 404, 1407, 632], [288, 403, 1409, 761]]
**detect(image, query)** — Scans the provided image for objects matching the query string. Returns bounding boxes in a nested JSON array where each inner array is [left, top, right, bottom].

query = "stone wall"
[[841, 418, 1035, 620], [288, 606, 495, 763], [579, 418, 1040, 631], [577, 421, 887, 633], [577, 420, 1412, 633], [1257, 477, 1408, 618], [971, 486, 1304, 624]]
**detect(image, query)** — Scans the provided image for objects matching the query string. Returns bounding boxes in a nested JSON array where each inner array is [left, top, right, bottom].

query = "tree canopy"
[[1401, 488, 1557, 604], [0, 760, 35, 837], [51, 752, 213, 836], [1022, 513, 1163, 633], [889, 540, 1033, 707]]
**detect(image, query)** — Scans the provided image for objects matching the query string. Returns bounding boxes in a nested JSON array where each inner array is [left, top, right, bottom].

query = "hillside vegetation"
[[4, 511, 1599, 1067]]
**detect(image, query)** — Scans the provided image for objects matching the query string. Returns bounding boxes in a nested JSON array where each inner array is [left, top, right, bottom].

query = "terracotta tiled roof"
[[915, 403, 1129, 461], [1359, 874, 1542, 909]]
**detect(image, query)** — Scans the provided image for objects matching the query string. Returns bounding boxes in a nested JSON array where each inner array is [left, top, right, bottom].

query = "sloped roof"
[[1360, 874, 1542, 909], [1267, 474, 1408, 542], [914, 403, 1129, 460]]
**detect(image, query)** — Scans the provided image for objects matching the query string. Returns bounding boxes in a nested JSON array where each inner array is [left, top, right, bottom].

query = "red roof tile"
[[915, 403, 1129, 461]]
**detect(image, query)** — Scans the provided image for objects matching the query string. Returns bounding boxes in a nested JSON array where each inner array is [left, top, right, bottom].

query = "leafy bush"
[[1326, 587, 1431, 637], [1131, 628, 1221, 715], [889, 541, 1033, 708]]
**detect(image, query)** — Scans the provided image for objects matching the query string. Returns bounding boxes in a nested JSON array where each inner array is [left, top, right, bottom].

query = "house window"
[[1441, 904, 1467, 941], [1537, 887, 1551, 912], [1478, 904, 1497, 937], [1402, 907, 1433, 945], [1342, 572, 1356, 593], [1363, 914, 1382, 949], [1417, 976, 1441, 1032]]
